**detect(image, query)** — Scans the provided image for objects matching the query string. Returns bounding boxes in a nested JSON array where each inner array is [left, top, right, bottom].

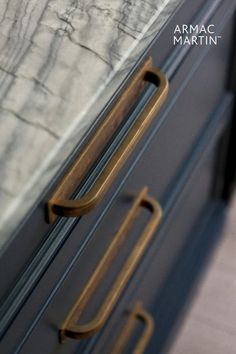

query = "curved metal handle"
[[47, 57, 168, 222], [59, 187, 162, 342], [110, 302, 154, 354]]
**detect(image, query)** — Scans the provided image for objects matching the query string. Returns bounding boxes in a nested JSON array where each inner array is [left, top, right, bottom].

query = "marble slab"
[[0, 0, 183, 251]]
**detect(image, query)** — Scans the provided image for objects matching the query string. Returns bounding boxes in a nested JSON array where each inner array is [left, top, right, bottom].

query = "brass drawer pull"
[[47, 57, 168, 222], [111, 302, 154, 354], [59, 187, 162, 342]]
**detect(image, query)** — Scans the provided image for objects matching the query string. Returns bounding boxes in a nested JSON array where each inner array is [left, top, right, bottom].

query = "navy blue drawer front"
[[122, 7, 234, 207], [86, 96, 234, 354]]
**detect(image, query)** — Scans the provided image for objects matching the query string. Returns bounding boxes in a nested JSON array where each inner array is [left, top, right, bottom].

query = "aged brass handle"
[[47, 57, 168, 222], [110, 302, 154, 354], [59, 187, 162, 342]]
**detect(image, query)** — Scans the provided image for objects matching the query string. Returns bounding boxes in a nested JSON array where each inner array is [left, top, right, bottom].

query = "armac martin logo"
[[173, 24, 221, 45]]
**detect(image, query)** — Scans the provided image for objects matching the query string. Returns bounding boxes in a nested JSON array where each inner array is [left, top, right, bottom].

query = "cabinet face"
[[4, 89, 234, 354], [0, 0, 213, 293], [0, 0, 235, 353]]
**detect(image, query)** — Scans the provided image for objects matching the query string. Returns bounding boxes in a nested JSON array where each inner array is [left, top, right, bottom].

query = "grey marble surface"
[[0, 0, 183, 250]]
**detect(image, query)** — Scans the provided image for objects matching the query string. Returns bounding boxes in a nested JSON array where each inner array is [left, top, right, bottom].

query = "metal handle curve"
[[110, 302, 154, 354], [47, 58, 168, 222], [59, 187, 162, 342]]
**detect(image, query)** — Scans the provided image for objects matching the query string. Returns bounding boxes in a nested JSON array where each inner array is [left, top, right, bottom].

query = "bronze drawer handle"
[[110, 302, 154, 354], [47, 57, 168, 223], [59, 187, 162, 342]]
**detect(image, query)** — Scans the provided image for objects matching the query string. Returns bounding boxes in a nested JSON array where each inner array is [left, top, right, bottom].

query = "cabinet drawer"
[[86, 97, 234, 354], [123, 9, 234, 206], [14, 94, 233, 354]]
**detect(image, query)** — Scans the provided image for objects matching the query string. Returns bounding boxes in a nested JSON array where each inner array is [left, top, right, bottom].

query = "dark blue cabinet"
[[0, 0, 236, 353]]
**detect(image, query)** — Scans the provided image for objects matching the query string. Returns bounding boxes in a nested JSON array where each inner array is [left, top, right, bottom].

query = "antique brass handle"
[[110, 302, 154, 354], [59, 187, 162, 342], [47, 57, 168, 222]]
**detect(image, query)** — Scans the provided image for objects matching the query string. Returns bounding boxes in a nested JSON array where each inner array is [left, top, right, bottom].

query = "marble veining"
[[0, 0, 183, 250]]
